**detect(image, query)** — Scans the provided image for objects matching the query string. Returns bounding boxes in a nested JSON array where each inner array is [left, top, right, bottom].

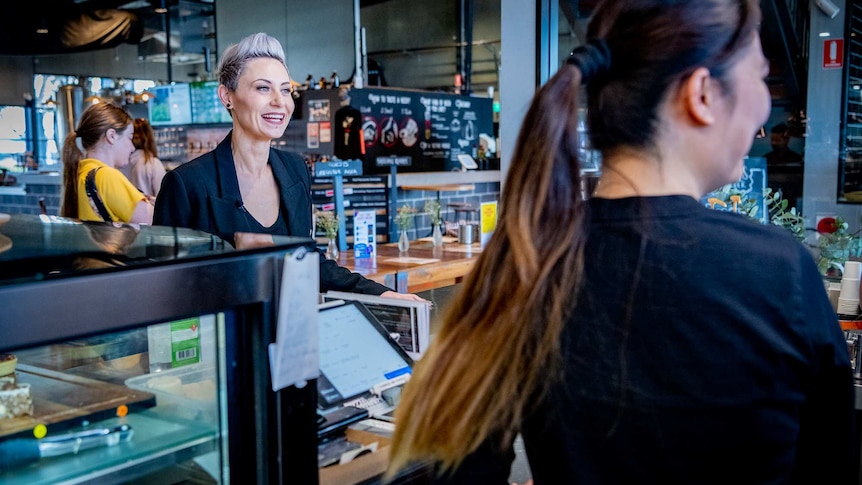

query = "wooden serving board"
[[0, 364, 156, 439]]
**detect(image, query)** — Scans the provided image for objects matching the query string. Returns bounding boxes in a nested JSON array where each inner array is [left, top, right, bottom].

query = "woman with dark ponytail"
[[387, 1, 854, 483]]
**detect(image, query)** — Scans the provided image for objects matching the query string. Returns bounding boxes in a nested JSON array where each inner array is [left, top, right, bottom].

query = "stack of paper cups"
[[837, 261, 861, 316]]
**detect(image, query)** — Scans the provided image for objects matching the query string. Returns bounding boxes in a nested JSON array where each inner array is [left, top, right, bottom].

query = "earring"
[[225, 103, 232, 109]]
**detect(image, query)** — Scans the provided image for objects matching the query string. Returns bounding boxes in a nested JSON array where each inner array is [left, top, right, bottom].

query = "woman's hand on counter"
[[381, 290, 431, 306]]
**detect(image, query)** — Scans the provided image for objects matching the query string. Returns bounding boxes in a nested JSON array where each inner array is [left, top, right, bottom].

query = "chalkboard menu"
[[350, 88, 493, 173], [148, 84, 192, 127], [191, 81, 232, 125]]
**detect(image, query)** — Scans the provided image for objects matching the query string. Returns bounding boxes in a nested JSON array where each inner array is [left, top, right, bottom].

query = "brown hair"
[[60, 102, 132, 218], [387, 0, 761, 477], [132, 118, 159, 164]]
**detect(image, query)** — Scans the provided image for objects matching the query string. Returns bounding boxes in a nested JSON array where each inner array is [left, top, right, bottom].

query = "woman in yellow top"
[[60, 103, 153, 224]]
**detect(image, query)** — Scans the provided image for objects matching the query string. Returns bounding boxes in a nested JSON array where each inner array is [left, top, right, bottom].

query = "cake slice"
[[0, 353, 33, 419]]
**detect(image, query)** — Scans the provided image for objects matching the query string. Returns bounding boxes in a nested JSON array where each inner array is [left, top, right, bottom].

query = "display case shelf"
[[5, 413, 218, 485]]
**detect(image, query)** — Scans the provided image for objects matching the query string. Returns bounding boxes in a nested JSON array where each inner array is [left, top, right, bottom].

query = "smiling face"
[[222, 57, 295, 142]]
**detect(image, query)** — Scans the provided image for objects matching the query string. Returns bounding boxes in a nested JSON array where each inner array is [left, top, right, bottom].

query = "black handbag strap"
[[85, 167, 113, 222]]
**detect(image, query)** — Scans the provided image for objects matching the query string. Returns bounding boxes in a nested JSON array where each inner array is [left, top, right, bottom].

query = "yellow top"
[[76, 159, 145, 222]]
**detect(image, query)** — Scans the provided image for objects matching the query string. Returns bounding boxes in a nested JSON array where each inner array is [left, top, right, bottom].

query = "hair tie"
[[567, 39, 611, 83]]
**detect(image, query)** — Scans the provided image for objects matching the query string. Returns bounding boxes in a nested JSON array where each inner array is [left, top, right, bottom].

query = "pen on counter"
[[0, 424, 134, 469]]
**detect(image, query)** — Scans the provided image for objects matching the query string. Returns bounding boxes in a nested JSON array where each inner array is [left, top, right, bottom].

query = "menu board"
[[352, 88, 494, 173], [149, 84, 192, 127], [191, 80, 232, 125]]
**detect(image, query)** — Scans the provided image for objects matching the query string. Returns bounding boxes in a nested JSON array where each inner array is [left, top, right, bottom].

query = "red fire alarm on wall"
[[823, 39, 843, 69]]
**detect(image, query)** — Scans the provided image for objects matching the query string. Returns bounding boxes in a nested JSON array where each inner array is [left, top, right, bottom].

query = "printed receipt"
[[269, 248, 320, 391]]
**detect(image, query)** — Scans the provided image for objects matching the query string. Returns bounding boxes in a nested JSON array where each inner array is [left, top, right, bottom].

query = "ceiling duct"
[[0, 8, 142, 55]]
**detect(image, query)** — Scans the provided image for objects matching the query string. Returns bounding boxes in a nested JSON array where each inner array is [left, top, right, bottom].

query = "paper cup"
[[840, 278, 860, 300], [845, 261, 862, 280], [837, 297, 860, 315]]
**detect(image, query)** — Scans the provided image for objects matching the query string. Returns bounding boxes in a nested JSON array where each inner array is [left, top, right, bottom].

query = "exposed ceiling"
[[1, 0, 806, 102], [0, 0, 214, 62]]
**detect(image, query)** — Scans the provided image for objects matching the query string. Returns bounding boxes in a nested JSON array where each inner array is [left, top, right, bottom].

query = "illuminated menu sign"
[[191, 81, 232, 125], [148, 84, 192, 127]]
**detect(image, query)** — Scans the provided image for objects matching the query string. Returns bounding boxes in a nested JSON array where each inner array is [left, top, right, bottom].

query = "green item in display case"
[[169, 318, 201, 368]]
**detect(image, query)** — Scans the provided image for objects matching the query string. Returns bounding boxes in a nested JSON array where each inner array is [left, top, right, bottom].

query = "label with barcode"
[[175, 348, 197, 360], [170, 318, 201, 368]]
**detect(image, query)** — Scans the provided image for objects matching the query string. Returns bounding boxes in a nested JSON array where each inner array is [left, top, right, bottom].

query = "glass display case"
[[0, 213, 319, 484]]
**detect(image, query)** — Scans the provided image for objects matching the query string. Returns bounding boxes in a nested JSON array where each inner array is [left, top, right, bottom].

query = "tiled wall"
[[0, 184, 60, 215], [394, 182, 501, 239]]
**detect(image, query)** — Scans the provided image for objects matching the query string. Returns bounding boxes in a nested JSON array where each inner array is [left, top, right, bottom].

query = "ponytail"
[[60, 131, 84, 218], [388, 62, 590, 476]]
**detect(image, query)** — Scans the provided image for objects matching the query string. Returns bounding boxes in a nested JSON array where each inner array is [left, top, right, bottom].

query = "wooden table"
[[336, 237, 483, 293]]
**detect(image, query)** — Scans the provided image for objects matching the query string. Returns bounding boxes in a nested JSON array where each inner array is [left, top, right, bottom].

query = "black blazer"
[[154, 131, 389, 295]]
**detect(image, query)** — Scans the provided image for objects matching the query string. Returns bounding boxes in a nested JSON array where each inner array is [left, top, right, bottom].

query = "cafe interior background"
[[0, 0, 856, 242], [0, 1, 858, 483]]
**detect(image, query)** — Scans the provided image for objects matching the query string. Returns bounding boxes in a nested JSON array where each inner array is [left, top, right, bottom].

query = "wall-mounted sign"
[[314, 160, 363, 177], [352, 88, 493, 173], [823, 38, 843, 69], [375, 156, 412, 167]]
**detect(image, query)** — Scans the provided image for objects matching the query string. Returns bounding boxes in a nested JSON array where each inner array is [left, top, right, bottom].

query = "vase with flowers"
[[315, 210, 340, 260], [424, 199, 444, 247], [395, 204, 415, 252]]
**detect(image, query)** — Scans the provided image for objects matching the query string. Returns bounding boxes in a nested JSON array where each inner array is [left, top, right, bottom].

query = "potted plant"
[[711, 187, 862, 277], [816, 216, 862, 277], [315, 210, 340, 260], [424, 199, 444, 246]]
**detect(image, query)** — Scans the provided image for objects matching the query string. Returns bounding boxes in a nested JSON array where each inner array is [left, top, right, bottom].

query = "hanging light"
[[155, 0, 167, 14], [137, 91, 156, 103], [36, 18, 48, 35]]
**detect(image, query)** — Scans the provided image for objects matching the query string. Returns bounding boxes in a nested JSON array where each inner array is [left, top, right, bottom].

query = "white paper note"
[[269, 247, 320, 391]]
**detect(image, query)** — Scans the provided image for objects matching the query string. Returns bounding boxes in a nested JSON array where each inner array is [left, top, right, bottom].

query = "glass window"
[[0, 106, 27, 172], [31, 74, 158, 170]]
